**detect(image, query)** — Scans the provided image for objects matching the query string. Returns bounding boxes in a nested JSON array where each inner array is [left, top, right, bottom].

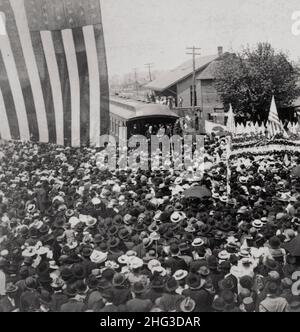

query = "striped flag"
[[0, 0, 109, 147], [226, 104, 236, 135], [267, 96, 284, 138]]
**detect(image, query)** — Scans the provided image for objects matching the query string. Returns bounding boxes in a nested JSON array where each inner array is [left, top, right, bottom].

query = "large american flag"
[[0, 0, 109, 146]]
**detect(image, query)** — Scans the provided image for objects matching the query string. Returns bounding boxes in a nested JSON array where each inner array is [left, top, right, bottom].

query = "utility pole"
[[133, 68, 139, 97], [186, 47, 201, 131], [186, 47, 201, 113], [145, 63, 154, 82]]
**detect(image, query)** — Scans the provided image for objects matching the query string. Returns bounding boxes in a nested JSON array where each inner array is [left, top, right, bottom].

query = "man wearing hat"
[[80, 245, 98, 276], [156, 277, 184, 312], [173, 270, 189, 295], [286, 297, 300, 312], [178, 242, 193, 265], [98, 289, 118, 313], [164, 244, 188, 275], [60, 284, 87, 312], [132, 237, 152, 259], [0, 284, 19, 312], [125, 282, 152, 312], [183, 273, 212, 312], [108, 238, 124, 261], [37, 290, 53, 312], [259, 282, 288, 312], [51, 278, 68, 312], [85, 276, 103, 311], [207, 255, 223, 292], [20, 277, 40, 312], [112, 273, 132, 306], [144, 275, 165, 303], [178, 297, 196, 312]]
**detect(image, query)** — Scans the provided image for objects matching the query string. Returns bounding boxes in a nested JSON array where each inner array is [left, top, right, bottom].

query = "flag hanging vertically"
[[0, 0, 109, 147], [267, 96, 284, 138], [226, 104, 236, 135]]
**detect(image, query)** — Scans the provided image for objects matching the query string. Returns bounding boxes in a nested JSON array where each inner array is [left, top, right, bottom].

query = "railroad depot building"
[[146, 47, 229, 123]]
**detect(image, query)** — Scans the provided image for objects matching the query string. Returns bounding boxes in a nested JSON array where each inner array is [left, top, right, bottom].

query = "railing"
[[230, 144, 300, 157]]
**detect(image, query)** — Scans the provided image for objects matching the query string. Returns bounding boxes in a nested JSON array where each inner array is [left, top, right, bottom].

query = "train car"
[[109, 96, 179, 141]]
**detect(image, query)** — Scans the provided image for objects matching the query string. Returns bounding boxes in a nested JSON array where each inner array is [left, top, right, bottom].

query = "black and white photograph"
[[0, 0, 300, 317]]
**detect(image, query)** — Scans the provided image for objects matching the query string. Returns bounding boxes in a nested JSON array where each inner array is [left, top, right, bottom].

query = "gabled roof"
[[196, 60, 220, 80], [145, 54, 219, 92], [196, 53, 234, 80], [110, 97, 179, 121]]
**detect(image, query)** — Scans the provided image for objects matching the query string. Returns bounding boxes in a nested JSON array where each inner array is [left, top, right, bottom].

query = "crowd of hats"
[[0, 137, 300, 312]]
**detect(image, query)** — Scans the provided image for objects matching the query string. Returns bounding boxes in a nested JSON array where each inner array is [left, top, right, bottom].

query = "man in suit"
[[182, 274, 212, 312], [125, 282, 153, 312], [0, 284, 19, 312], [111, 274, 132, 306], [98, 289, 119, 312], [60, 285, 87, 312], [20, 277, 40, 312], [164, 244, 188, 275]]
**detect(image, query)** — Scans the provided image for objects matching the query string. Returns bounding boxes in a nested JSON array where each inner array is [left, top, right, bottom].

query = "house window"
[[190, 85, 197, 106]]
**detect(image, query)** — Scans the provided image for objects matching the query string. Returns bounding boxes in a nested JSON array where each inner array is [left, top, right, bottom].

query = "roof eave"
[[146, 58, 218, 92]]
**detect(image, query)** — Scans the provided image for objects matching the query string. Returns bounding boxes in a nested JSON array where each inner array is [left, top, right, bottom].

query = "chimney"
[[218, 46, 223, 57]]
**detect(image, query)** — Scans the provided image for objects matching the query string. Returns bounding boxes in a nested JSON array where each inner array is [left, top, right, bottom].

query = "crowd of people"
[[0, 134, 300, 312]]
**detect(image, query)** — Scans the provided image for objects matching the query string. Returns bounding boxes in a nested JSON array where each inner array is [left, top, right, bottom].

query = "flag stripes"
[[94, 24, 110, 136], [10, 0, 48, 142], [0, 50, 19, 140], [62, 29, 81, 147], [83, 25, 100, 147], [40, 30, 64, 146], [0, 1, 36, 141], [31, 30, 56, 144], [73, 27, 90, 146], [0, 34, 30, 140], [52, 30, 72, 146], [0, 86, 12, 141], [0, 0, 109, 146]]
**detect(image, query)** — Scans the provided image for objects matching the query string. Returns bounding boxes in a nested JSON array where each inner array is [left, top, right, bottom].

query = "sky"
[[101, 0, 300, 77]]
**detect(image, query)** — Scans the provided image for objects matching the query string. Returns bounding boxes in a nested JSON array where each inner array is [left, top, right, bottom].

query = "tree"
[[214, 43, 300, 122]]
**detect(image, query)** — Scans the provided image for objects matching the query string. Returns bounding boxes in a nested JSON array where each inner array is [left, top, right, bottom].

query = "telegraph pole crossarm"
[[186, 47, 201, 116], [145, 63, 154, 82]]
